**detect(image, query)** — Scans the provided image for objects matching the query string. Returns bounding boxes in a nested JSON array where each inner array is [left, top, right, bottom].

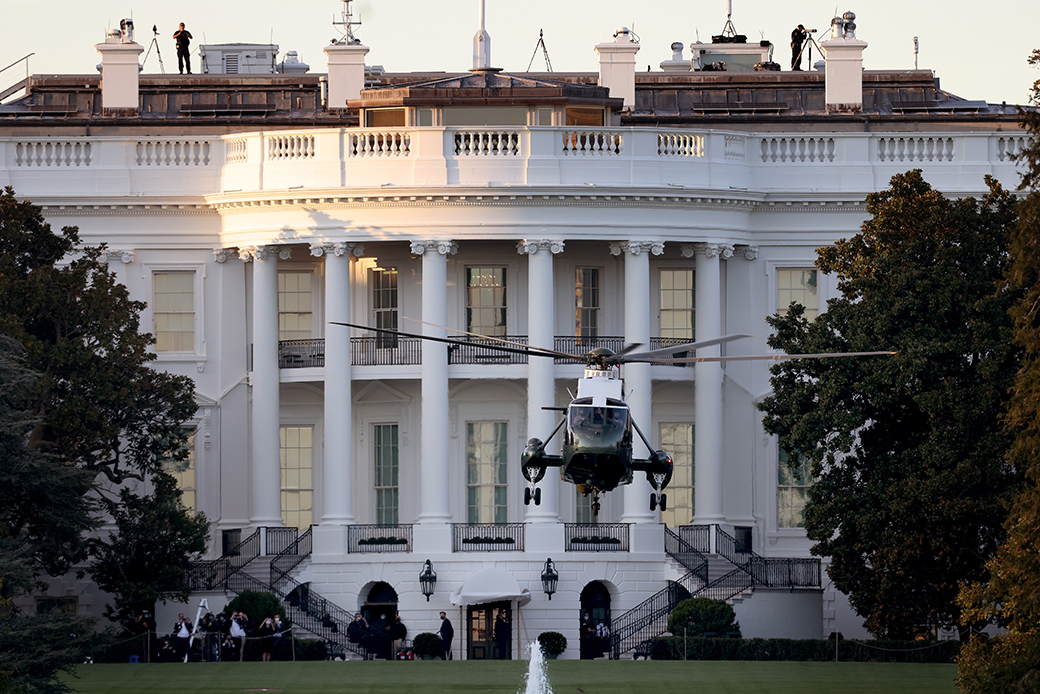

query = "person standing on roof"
[[174, 23, 193, 74]]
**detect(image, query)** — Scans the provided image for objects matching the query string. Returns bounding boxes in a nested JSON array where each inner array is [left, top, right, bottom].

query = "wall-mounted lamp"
[[419, 559, 437, 601], [541, 557, 559, 600]]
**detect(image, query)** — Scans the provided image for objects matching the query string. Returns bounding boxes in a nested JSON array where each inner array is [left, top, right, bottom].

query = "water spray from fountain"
[[521, 641, 553, 694]]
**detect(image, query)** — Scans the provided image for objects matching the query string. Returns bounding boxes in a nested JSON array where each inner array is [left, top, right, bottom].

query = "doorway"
[[467, 602, 510, 660], [580, 581, 611, 659]]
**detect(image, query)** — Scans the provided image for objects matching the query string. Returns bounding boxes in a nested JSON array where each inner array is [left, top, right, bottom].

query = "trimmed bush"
[[412, 632, 442, 657], [667, 598, 740, 638], [223, 590, 284, 624], [648, 636, 961, 663], [537, 631, 568, 656]]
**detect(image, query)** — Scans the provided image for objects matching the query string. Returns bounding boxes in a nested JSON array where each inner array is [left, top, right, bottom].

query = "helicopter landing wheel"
[[649, 494, 657, 512], [524, 487, 532, 506], [659, 493, 667, 512], [591, 501, 601, 516], [533, 487, 542, 505]]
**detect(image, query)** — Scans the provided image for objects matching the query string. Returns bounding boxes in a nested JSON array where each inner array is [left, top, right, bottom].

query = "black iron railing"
[[675, 525, 712, 554], [649, 337, 694, 350], [266, 527, 298, 556], [692, 566, 754, 602], [565, 524, 630, 552], [187, 527, 262, 592], [714, 525, 821, 588], [448, 336, 529, 365], [610, 572, 699, 659], [664, 528, 708, 582], [452, 523, 525, 552], [279, 339, 324, 368], [270, 526, 312, 591], [347, 525, 413, 554], [350, 336, 422, 366], [553, 336, 624, 362]]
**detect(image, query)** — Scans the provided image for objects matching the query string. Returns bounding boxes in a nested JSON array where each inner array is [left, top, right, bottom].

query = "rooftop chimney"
[[325, 40, 369, 109], [821, 11, 867, 113], [596, 28, 640, 109], [95, 26, 144, 116]]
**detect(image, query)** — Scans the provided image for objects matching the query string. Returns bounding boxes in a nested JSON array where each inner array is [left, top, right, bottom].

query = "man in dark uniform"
[[174, 23, 193, 74], [791, 25, 807, 71], [439, 611, 454, 660]]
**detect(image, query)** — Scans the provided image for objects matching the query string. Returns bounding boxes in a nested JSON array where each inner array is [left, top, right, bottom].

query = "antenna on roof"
[[473, 0, 492, 69], [526, 29, 553, 72], [333, 0, 362, 45]]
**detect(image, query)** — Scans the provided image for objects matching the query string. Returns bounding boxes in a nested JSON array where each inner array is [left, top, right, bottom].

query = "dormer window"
[[365, 107, 406, 127]]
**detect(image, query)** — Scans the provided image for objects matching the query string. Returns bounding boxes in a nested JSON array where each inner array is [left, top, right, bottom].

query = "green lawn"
[[62, 660, 959, 694]]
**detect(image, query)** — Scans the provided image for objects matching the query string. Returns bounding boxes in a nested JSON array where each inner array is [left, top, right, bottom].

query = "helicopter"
[[331, 320, 892, 516]]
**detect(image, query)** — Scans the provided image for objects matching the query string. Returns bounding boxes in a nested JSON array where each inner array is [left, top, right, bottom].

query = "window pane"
[[278, 271, 313, 341], [466, 267, 507, 336], [154, 271, 194, 352], [660, 269, 695, 341], [777, 269, 819, 320], [660, 423, 694, 527], [576, 268, 600, 338], [280, 425, 314, 530], [778, 447, 813, 528], [374, 424, 399, 525], [467, 421, 508, 524], [163, 429, 197, 511]]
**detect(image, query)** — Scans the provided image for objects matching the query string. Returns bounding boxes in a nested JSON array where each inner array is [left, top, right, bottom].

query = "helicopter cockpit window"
[[569, 404, 629, 443]]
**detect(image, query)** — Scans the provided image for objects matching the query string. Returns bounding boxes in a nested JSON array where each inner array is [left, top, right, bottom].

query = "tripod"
[[526, 29, 553, 72], [143, 25, 166, 74], [793, 31, 822, 71]]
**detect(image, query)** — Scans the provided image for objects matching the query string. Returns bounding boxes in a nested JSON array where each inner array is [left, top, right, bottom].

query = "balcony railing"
[[564, 523, 630, 552], [347, 524, 414, 553], [554, 336, 624, 362], [452, 523, 525, 552], [448, 336, 529, 365], [350, 336, 422, 366]]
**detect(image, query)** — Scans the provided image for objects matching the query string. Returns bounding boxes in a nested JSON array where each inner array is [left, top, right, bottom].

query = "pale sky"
[[2, 1, 1038, 106]]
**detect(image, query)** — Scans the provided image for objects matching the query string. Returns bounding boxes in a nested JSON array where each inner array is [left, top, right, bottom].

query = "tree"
[[759, 170, 1021, 639], [957, 49, 1040, 694], [0, 187, 205, 637]]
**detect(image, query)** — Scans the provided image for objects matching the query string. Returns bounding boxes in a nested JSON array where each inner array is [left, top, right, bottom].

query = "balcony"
[[278, 336, 694, 369], [347, 524, 413, 554], [564, 523, 630, 552], [452, 523, 525, 552]]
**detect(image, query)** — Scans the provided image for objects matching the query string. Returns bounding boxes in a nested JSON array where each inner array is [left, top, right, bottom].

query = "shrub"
[[647, 636, 961, 663], [223, 590, 284, 625], [412, 632, 442, 657], [667, 598, 740, 638], [537, 631, 568, 656]]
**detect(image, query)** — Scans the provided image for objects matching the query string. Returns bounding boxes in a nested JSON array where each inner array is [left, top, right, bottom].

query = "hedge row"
[[648, 636, 961, 663]]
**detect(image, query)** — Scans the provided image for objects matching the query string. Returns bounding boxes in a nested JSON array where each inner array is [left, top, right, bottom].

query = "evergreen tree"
[[957, 49, 1040, 694], [760, 171, 1021, 639]]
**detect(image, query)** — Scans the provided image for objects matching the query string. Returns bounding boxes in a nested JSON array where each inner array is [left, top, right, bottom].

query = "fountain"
[[520, 641, 553, 694]]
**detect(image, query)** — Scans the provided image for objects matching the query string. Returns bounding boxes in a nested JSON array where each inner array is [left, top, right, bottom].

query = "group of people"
[[346, 612, 407, 660], [134, 609, 291, 663], [580, 611, 611, 659]]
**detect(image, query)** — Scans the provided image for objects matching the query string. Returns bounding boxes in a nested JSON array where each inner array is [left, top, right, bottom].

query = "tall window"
[[374, 424, 399, 526], [576, 490, 596, 524], [154, 271, 195, 352], [373, 269, 398, 347], [278, 271, 313, 340], [164, 430, 197, 511], [280, 426, 314, 530], [778, 448, 813, 528], [660, 269, 695, 341], [660, 423, 694, 527], [778, 269, 819, 320], [575, 268, 600, 339], [466, 267, 506, 337], [467, 421, 508, 524]]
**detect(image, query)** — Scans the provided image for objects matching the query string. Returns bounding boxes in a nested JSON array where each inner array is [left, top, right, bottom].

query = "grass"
[[61, 660, 959, 694]]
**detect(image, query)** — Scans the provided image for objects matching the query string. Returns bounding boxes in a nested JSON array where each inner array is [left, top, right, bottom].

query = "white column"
[[414, 239, 457, 523], [244, 245, 288, 526], [615, 241, 663, 523], [690, 243, 725, 524], [518, 240, 564, 523], [313, 242, 363, 525]]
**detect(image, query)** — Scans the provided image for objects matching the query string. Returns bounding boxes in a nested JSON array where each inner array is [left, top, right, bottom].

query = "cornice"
[[34, 202, 215, 217]]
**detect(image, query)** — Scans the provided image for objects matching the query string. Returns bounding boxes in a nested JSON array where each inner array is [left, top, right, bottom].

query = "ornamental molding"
[[516, 239, 565, 255], [104, 249, 135, 264], [680, 242, 722, 259], [310, 242, 365, 258], [609, 240, 665, 257], [213, 248, 238, 263], [410, 239, 458, 256], [238, 245, 292, 262], [735, 244, 759, 260]]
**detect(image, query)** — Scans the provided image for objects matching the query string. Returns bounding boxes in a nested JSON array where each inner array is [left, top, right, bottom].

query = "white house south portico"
[[3, 1, 1031, 657]]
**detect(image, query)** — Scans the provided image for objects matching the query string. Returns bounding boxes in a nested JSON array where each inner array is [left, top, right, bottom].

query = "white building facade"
[[2, 16, 1030, 658]]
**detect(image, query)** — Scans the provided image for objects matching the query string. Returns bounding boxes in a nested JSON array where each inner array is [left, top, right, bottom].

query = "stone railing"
[[0, 129, 1026, 197]]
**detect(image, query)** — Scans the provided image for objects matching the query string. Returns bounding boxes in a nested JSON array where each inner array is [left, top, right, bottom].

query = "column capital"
[[411, 239, 458, 256], [610, 240, 664, 257], [239, 245, 292, 262], [213, 247, 238, 264], [681, 242, 722, 259], [310, 242, 364, 258], [719, 244, 735, 260], [104, 249, 135, 264], [516, 239, 565, 256], [734, 244, 759, 260]]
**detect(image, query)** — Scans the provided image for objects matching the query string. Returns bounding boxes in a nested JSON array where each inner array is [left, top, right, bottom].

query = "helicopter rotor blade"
[[651, 350, 896, 364], [329, 321, 551, 359], [402, 317, 577, 360], [620, 334, 753, 362]]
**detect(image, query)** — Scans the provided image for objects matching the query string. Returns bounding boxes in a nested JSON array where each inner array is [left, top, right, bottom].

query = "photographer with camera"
[[173, 613, 193, 662], [229, 611, 248, 661], [791, 24, 814, 71]]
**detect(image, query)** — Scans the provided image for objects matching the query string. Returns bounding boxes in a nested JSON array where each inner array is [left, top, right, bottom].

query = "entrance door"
[[467, 602, 510, 660]]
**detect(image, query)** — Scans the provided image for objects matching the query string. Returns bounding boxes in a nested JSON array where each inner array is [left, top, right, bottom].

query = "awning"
[[449, 568, 533, 607]]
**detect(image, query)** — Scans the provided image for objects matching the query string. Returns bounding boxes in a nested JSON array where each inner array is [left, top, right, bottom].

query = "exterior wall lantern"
[[541, 557, 559, 600], [419, 559, 437, 601]]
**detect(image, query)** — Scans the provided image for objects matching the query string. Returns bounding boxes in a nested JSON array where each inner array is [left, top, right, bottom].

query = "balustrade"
[[14, 141, 91, 167], [877, 136, 954, 162], [135, 140, 211, 166]]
